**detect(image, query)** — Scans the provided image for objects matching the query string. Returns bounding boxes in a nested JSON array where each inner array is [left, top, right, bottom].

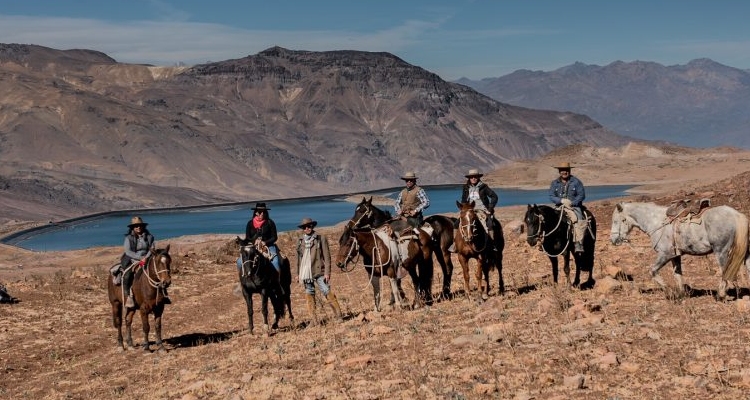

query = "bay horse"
[[524, 204, 597, 288], [235, 237, 293, 334], [454, 201, 505, 301], [107, 245, 172, 351], [610, 202, 750, 299], [336, 226, 433, 310]]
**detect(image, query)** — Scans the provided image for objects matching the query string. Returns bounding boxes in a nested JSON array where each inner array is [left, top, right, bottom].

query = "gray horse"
[[610, 202, 750, 299]]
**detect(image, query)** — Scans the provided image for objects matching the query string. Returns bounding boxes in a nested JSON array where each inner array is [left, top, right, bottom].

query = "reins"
[[527, 208, 573, 257]]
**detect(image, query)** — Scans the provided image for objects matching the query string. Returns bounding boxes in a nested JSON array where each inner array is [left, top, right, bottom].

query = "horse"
[[524, 204, 597, 288], [610, 201, 750, 299], [423, 214, 458, 298], [454, 201, 505, 301], [107, 245, 172, 351], [235, 237, 294, 334], [344, 196, 449, 301], [336, 226, 434, 310]]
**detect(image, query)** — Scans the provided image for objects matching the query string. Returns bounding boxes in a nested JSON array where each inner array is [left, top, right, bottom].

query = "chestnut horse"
[[454, 201, 505, 301], [107, 245, 172, 351], [236, 238, 293, 334]]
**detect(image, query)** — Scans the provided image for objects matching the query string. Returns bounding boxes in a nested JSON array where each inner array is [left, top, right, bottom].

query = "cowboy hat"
[[127, 216, 148, 228], [554, 162, 573, 170], [251, 202, 270, 211], [465, 168, 483, 178], [298, 217, 318, 229], [401, 171, 418, 181]]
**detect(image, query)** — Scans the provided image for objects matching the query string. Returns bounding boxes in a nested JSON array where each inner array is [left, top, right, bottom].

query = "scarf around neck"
[[252, 216, 266, 230]]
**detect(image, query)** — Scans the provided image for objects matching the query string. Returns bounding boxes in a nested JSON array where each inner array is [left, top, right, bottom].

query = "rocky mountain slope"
[[457, 58, 750, 149], [0, 44, 630, 225]]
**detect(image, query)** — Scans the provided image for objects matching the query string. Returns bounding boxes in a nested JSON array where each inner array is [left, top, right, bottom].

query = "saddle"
[[666, 198, 711, 221]]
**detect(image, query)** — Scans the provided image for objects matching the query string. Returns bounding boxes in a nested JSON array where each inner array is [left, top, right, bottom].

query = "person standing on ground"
[[296, 217, 343, 325], [394, 171, 430, 228]]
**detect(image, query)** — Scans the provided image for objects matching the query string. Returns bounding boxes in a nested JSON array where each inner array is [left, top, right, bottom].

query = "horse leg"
[[389, 277, 405, 309], [549, 256, 559, 285], [243, 290, 255, 334], [457, 256, 472, 300], [370, 274, 382, 312], [475, 257, 488, 301], [407, 267, 422, 309], [649, 254, 674, 289], [563, 252, 574, 288], [153, 307, 166, 352], [110, 302, 124, 350], [435, 247, 454, 299], [140, 310, 151, 351], [260, 293, 271, 336], [124, 309, 136, 349], [495, 250, 505, 295]]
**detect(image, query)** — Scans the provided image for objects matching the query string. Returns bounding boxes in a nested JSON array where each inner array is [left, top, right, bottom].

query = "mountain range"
[[0, 44, 630, 224], [456, 58, 750, 148]]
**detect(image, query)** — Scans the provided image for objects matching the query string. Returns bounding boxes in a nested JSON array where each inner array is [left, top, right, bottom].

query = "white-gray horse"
[[610, 202, 750, 299]]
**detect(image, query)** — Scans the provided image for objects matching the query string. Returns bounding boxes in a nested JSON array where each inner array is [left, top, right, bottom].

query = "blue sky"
[[1, 0, 748, 80]]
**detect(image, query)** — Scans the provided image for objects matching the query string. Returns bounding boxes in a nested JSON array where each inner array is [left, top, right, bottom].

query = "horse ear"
[[616, 203, 623, 212], [456, 200, 462, 209], [164, 244, 170, 253], [367, 196, 372, 204]]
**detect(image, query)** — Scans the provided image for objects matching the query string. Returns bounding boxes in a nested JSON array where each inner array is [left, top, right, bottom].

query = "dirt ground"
[[3, 146, 750, 399]]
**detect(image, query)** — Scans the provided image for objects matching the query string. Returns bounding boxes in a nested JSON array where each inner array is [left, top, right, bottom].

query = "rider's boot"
[[574, 221, 586, 253], [125, 289, 136, 308]]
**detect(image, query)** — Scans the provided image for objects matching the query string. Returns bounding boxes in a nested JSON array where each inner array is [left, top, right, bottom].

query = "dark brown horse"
[[337, 226, 433, 310], [107, 245, 172, 351], [236, 238, 293, 335], [454, 201, 505, 301], [423, 214, 457, 298]]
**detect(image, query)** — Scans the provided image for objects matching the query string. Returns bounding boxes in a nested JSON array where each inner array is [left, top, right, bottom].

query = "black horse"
[[524, 204, 596, 288], [423, 214, 458, 298], [235, 237, 294, 334]]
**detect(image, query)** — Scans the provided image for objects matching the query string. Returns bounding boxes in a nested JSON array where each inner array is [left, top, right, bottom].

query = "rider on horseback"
[[394, 171, 430, 228], [119, 216, 171, 308], [461, 168, 499, 250], [549, 162, 586, 253]]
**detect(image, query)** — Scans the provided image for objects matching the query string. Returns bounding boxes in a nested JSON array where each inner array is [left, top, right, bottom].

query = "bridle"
[[239, 245, 263, 277], [347, 203, 373, 229], [339, 229, 392, 273], [142, 251, 171, 296], [458, 208, 487, 253], [526, 207, 570, 257]]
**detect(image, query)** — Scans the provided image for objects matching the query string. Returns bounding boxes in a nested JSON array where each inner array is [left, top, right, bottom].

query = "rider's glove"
[[138, 259, 146, 267], [561, 198, 572, 207]]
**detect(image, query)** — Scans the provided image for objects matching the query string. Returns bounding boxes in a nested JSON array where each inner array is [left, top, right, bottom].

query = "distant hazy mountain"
[[456, 59, 750, 148], [0, 44, 631, 222]]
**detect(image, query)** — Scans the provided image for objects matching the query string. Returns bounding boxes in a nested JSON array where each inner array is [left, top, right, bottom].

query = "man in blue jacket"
[[549, 162, 586, 253]]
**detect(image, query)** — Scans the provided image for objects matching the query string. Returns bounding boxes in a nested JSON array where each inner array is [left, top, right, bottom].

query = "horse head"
[[524, 204, 544, 246], [610, 203, 632, 245], [348, 197, 375, 229], [456, 200, 479, 242], [335, 229, 360, 271], [150, 244, 172, 290], [235, 237, 265, 275]]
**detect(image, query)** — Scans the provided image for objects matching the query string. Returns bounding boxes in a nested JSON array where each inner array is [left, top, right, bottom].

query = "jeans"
[[303, 275, 330, 296], [236, 244, 281, 272]]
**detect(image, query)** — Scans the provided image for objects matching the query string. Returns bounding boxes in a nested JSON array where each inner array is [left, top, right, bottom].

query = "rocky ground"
[[3, 147, 750, 399]]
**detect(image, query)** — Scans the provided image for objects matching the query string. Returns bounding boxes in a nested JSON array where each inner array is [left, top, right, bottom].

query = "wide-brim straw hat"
[[127, 216, 148, 228], [554, 162, 573, 170], [298, 217, 318, 229], [401, 171, 418, 181], [465, 168, 483, 178], [251, 202, 270, 211]]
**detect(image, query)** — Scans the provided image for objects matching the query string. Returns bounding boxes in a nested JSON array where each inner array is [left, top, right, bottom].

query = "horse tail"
[[722, 211, 749, 281]]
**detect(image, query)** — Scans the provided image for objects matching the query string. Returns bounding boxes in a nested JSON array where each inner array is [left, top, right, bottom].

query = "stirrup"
[[125, 295, 135, 308]]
